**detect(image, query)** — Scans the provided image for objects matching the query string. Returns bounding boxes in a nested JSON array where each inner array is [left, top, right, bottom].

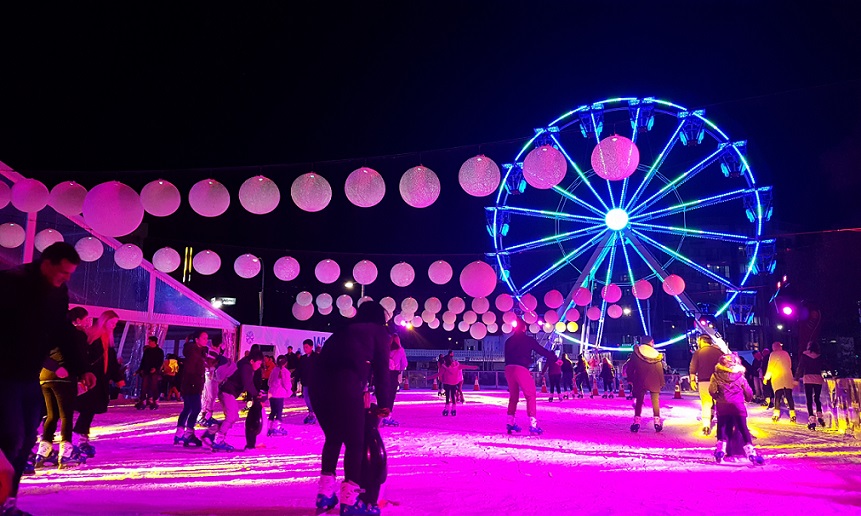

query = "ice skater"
[[266, 355, 291, 436], [574, 355, 591, 397], [135, 336, 164, 410], [201, 348, 265, 452], [382, 333, 407, 426], [795, 341, 826, 430], [504, 319, 561, 435], [689, 334, 722, 435], [174, 331, 208, 447], [297, 339, 318, 425], [437, 355, 478, 416], [709, 353, 765, 465], [600, 357, 615, 398], [764, 341, 796, 422], [560, 353, 574, 399], [624, 336, 664, 432], [545, 354, 563, 402]]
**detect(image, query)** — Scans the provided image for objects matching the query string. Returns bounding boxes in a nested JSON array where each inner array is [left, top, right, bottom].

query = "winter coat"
[[77, 340, 124, 415], [795, 350, 824, 385], [297, 351, 318, 385], [574, 360, 589, 376], [221, 356, 259, 398], [689, 345, 723, 382], [438, 361, 470, 385], [40, 329, 88, 385], [561, 357, 574, 377], [625, 345, 664, 394], [389, 346, 407, 372], [138, 346, 165, 376], [268, 365, 291, 398], [764, 349, 794, 391], [546, 358, 562, 376], [600, 362, 615, 383], [709, 363, 753, 417], [286, 352, 299, 371], [504, 332, 558, 368], [180, 341, 207, 396]]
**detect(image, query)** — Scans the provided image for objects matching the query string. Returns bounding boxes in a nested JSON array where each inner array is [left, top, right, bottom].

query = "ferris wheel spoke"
[[630, 187, 758, 222], [497, 205, 603, 224], [595, 234, 619, 347], [549, 134, 610, 211], [521, 230, 610, 293], [624, 120, 684, 211], [504, 224, 606, 254], [631, 229, 740, 290], [630, 147, 724, 216], [629, 222, 749, 243], [552, 186, 605, 217], [620, 238, 650, 335], [625, 231, 703, 318]]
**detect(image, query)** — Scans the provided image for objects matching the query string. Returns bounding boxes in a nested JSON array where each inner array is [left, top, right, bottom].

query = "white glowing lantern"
[[34, 229, 63, 252], [523, 311, 538, 324], [11, 178, 49, 212], [586, 306, 602, 321], [448, 297, 466, 314], [296, 291, 313, 307], [528, 323, 540, 334], [501, 323, 513, 334], [518, 293, 538, 312], [471, 297, 490, 314], [345, 167, 386, 208], [422, 310, 435, 323], [0, 182, 9, 208], [522, 145, 567, 189], [663, 274, 686, 296], [457, 321, 470, 333], [336, 294, 353, 311], [411, 316, 423, 328], [114, 244, 143, 270], [357, 295, 374, 306], [352, 260, 378, 285], [315, 259, 341, 284], [292, 302, 314, 321], [238, 175, 280, 215], [0, 223, 25, 248], [470, 322, 488, 340], [153, 247, 181, 273], [555, 321, 567, 333], [75, 237, 104, 262], [443, 322, 455, 332], [442, 311, 456, 324], [291, 172, 332, 212], [543, 290, 564, 309], [632, 279, 654, 300], [463, 310, 477, 325], [487, 322, 498, 334], [602, 283, 622, 303], [273, 256, 300, 281], [193, 250, 221, 275], [424, 297, 442, 313], [458, 155, 501, 197], [502, 311, 517, 325], [319, 305, 333, 316], [481, 311, 496, 325], [380, 297, 396, 314], [428, 260, 453, 285], [393, 314, 404, 326], [316, 293, 333, 309], [565, 308, 580, 322], [607, 304, 623, 319], [401, 297, 419, 314], [140, 179, 180, 217], [428, 318, 440, 329], [567, 321, 579, 332], [49, 181, 87, 216], [591, 135, 640, 181], [495, 293, 514, 312], [341, 306, 357, 318], [390, 262, 415, 287], [543, 322, 554, 333], [82, 181, 145, 237], [399, 166, 440, 208], [544, 310, 560, 325], [234, 254, 261, 279], [573, 287, 592, 307], [459, 260, 497, 298], [189, 179, 230, 217]]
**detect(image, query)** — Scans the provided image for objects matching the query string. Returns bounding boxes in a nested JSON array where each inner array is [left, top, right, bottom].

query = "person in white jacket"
[[382, 334, 408, 427], [266, 355, 291, 436], [763, 341, 796, 422]]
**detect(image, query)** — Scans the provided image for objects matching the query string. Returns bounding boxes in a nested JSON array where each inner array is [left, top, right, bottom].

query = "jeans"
[[504, 365, 537, 418], [805, 383, 823, 416], [219, 393, 241, 436], [42, 381, 77, 443], [269, 397, 284, 421], [140, 373, 161, 402], [716, 414, 752, 445], [177, 393, 202, 429], [774, 387, 795, 411], [0, 379, 43, 497], [315, 392, 365, 483], [443, 384, 459, 405], [303, 385, 314, 414], [547, 374, 562, 395], [634, 390, 660, 417], [74, 411, 96, 436]]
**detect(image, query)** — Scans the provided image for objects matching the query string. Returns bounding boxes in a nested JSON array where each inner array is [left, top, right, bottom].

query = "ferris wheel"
[[487, 97, 773, 351]]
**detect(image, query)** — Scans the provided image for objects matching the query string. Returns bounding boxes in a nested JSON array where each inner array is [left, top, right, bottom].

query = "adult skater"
[[764, 341, 795, 422], [795, 341, 826, 430], [574, 355, 591, 397], [689, 334, 723, 435], [545, 354, 563, 402], [437, 355, 478, 415], [310, 302, 392, 515], [202, 348, 264, 452], [560, 353, 574, 399], [297, 339, 318, 425], [600, 357, 616, 398], [750, 351, 764, 403], [625, 336, 665, 432], [504, 319, 561, 435], [136, 336, 164, 410], [174, 331, 208, 446], [760, 348, 773, 407], [266, 355, 291, 436], [199, 338, 225, 426], [709, 353, 765, 465], [382, 333, 407, 426]]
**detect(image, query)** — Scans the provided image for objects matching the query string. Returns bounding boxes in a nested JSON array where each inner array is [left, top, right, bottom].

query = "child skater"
[[437, 355, 478, 416], [709, 353, 765, 465]]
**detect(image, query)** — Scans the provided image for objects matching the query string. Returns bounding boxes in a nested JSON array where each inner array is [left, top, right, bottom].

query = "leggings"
[[633, 391, 660, 417], [602, 377, 614, 393], [268, 397, 284, 421], [562, 373, 573, 392], [177, 393, 202, 430], [774, 387, 795, 411], [74, 410, 96, 436], [443, 384, 459, 405], [41, 381, 77, 443], [805, 383, 822, 415], [140, 373, 161, 401], [314, 393, 365, 483], [716, 414, 752, 445], [548, 375, 562, 395], [387, 370, 400, 411]]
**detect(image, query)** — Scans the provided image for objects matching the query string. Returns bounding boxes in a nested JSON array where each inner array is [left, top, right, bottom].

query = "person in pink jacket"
[[437, 355, 478, 416], [709, 353, 765, 465], [764, 341, 796, 422]]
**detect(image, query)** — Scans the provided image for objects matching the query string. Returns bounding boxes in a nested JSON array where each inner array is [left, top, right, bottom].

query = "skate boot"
[[135, 400, 146, 410], [267, 420, 279, 437], [771, 409, 780, 422], [211, 435, 236, 452], [807, 415, 816, 431], [183, 429, 203, 448], [714, 440, 727, 463], [744, 444, 765, 465], [34, 441, 55, 469], [817, 411, 826, 427], [630, 416, 641, 433], [339, 480, 379, 515], [173, 427, 186, 445], [75, 434, 95, 458], [528, 417, 543, 435], [442, 403, 449, 416], [608, 393, 614, 399], [548, 396, 553, 402], [702, 426, 711, 436], [451, 408, 457, 416], [58, 441, 85, 469], [1, 497, 35, 516], [315, 473, 339, 512], [149, 401, 159, 410], [506, 415, 522, 434], [789, 410, 797, 423], [654, 416, 663, 433], [200, 429, 217, 447], [381, 417, 399, 427]]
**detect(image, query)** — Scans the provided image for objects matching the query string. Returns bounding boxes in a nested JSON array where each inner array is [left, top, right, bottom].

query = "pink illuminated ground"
[[19, 390, 861, 515]]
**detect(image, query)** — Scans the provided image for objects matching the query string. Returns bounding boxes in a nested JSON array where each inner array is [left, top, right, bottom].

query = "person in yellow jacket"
[[763, 341, 796, 422]]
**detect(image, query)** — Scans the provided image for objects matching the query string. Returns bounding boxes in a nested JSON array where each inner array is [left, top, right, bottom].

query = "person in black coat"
[[136, 336, 165, 410], [201, 348, 264, 452], [297, 339, 318, 424], [174, 331, 208, 446]]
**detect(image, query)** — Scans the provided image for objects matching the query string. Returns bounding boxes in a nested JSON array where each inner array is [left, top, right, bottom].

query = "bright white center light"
[[605, 208, 629, 231]]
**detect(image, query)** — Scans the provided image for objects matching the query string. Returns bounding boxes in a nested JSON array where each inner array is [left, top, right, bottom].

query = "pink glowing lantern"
[[424, 297, 442, 313], [273, 256, 300, 281], [565, 308, 581, 322], [573, 287, 592, 307], [152, 247, 181, 273], [543, 289, 564, 309], [518, 293, 538, 312], [411, 316, 423, 328], [75, 237, 104, 262], [189, 179, 230, 217], [459, 260, 497, 298], [495, 293, 514, 312], [458, 155, 501, 197], [358, 296, 374, 307], [522, 145, 567, 189], [316, 293, 333, 309], [463, 310, 477, 325], [114, 244, 143, 270], [318, 305, 333, 316], [0, 182, 9, 208], [554, 322, 566, 333], [501, 323, 513, 334], [442, 311, 456, 324], [481, 311, 496, 325], [140, 179, 180, 217], [544, 310, 560, 325], [399, 166, 440, 208], [457, 321, 470, 333], [428, 318, 440, 329], [296, 291, 313, 307], [193, 250, 221, 275], [601, 283, 622, 303], [443, 321, 455, 332], [632, 279, 654, 300], [336, 294, 353, 311], [34, 229, 63, 252], [291, 172, 332, 212], [0, 223, 25, 248], [523, 311, 538, 324], [341, 306, 357, 318], [315, 259, 341, 284], [234, 254, 262, 279], [292, 302, 314, 321], [49, 181, 87, 216], [390, 262, 415, 287], [662, 274, 686, 296], [428, 260, 453, 285], [352, 260, 378, 285], [421, 310, 435, 323], [591, 135, 640, 181], [380, 297, 396, 314], [401, 297, 419, 314], [586, 306, 602, 321], [393, 314, 404, 326], [448, 297, 466, 314], [471, 297, 490, 314], [239, 175, 280, 215], [607, 304, 623, 319], [345, 167, 386, 208], [470, 322, 488, 340], [487, 322, 498, 334], [501, 311, 517, 325], [11, 178, 49, 212], [529, 323, 541, 334], [82, 181, 144, 237]]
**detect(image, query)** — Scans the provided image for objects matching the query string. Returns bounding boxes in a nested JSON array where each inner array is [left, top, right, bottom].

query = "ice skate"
[[1, 497, 35, 516], [608, 393, 614, 399], [653, 416, 663, 433], [184, 431, 203, 448], [789, 410, 796, 423], [34, 442, 57, 469], [211, 435, 236, 452], [702, 426, 711, 436], [381, 417, 399, 427], [771, 409, 780, 422], [630, 416, 640, 433], [338, 480, 380, 515], [506, 423, 522, 434], [58, 441, 85, 469], [451, 409, 457, 416], [528, 417, 543, 435], [315, 473, 339, 513], [548, 396, 553, 402], [75, 434, 96, 458], [200, 429, 217, 447], [744, 444, 765, 465], [149, 401, 159, 410], [807, 415, 816, 430], [714, 441, 727, 463], [173, 428, 186, 445], [134, 400, 146, 410], [817, 411, 826, 427], [442, 403, 449, 416]]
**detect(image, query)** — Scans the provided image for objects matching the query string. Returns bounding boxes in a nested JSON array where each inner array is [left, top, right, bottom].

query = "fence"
[[406, 370, 681, 392]]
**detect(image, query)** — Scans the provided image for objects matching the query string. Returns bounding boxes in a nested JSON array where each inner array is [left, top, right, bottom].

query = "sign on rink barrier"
[[823, 378, 861, 439]]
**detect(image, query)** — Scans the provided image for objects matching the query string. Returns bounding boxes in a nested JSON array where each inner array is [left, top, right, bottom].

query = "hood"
[[713, 362, 745, 382], [803, 350, 820, 359], [634, 345, 662, 364]]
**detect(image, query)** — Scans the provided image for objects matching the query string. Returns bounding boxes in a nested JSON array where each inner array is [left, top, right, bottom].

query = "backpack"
[[214, 356, 238, 384]]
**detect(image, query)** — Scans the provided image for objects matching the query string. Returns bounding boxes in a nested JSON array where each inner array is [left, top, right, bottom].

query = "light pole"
[[258, 257, 265, 326]]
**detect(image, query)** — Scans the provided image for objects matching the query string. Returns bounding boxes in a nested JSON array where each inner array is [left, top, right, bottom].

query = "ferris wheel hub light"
[[605, 208, 629, 231]]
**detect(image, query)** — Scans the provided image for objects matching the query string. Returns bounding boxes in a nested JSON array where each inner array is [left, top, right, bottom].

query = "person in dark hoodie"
[[625, 336, 665, 432], [574, 354, 591, 397], [560, 353, 574, 399], [709, 353, 764, 465], [136, 336, 165, 410], [504, 318, 561, 435], [174, 331, 208, 447], [202, 348, 264, 452], [600, 357, 616, 398], [689, 333, 723, 435], [545, 353, 563, 403], [795, 341, 826, 430]]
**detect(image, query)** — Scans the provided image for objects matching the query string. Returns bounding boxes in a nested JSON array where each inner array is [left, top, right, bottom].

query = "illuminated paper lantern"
[[319, 305, 333, 316], [522, 145, 567, 189], [341, 306, 357, 318], [495, 293, 514, 312], [75, 237, 104, 262], [345, 167, 385, 208], [529, 323, 540, 334], [315, 259, 341, 284], [463, 310, 477, 325], [481, 311, 496, 325], [586, 306, 602, 321], [296, 291, 313, 307], [459, 260, 497, 298], [380, 297, 396, 314], [428, 260, 453, 285], [501, 323, 512, 334], [555, 322, 567, 333], [401, 297, 419, 314], [234, 254, 261, 279], [424, 297, 442, 313], [357, 296, 373, 306], [632, 279, 654, 300], [573, 287, 592, 307], [193, 250, 221, 275], [49, 181, 87, 216], [543, 289, 564, 309], [153, 247, 181, 273], [443, 322, 455, 332], [523, 311, 538, 324], [422, 310, 435, 323], [292, 302, 314, 321], [662, 274, 686, 296], [0, 223, 25, 248], [544, 310, 560, 325], [140, 179, 180, 217], [457, 321, 470, 333], [567, 321, 579, 332], [34, 229, 63, 252], [114, 244, 143, 270], [448, 297, 466, 314], [458, 155, 501, 197], [82, 181, 144, 237], [602, 283, 622, 303], [428, 318, 440, 329], [565, 308, 580, 322], [411, 315, 423, 328], [390, 262, 415, 287], [399, 166, 440, 208], [518, 293, 538, 312], [442, 311, 456, 324], [470, 322, 488, 340], [607, 304, 623, 319], [487, 322, 498, 333], [0, 182, 10, 208], [316, 293, 333, 309], [291, 172, 332, 212], [273, 256, 300, 281], [11, 178, 49, 212], [543, 322, 554, 333], [353, 260, 378, 285], [502, 311, 517, 325], [189, 179, 230, 217], [591, 135, 640, 181], [239, 175, 280, 215], [336, 294, 353, 311], [471, 296, 490, 314]]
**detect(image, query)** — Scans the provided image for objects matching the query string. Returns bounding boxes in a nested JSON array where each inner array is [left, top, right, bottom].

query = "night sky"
[[1, 3, 860, 334]]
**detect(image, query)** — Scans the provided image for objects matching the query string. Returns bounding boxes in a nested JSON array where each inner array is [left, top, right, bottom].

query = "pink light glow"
[[782, 306, 794, 316]]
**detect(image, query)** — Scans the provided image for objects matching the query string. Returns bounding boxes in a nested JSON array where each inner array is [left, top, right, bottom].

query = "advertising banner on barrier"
[[239, 324, 332, 357]]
